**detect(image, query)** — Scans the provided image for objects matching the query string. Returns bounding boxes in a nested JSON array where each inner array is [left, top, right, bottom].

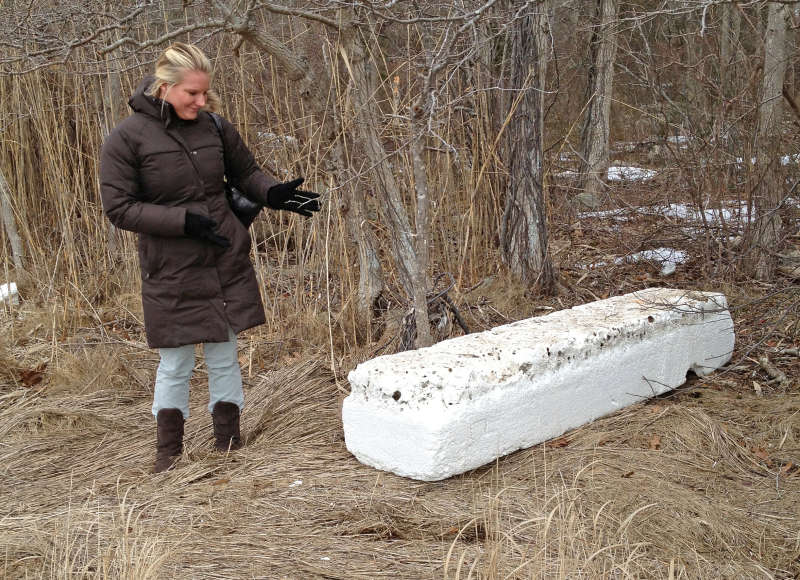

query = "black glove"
[[184, 212, 231, 248], [266, 178, 321, 217]]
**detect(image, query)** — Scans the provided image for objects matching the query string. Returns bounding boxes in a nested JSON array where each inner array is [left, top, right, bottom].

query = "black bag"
[[208, 112, 263, 228]]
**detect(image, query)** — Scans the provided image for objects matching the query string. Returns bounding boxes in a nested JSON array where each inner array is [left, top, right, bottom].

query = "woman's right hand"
[[184, 212, 231, 248]]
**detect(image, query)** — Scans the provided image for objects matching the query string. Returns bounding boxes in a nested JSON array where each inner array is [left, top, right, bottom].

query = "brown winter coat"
[[100, 77, 278, 348]]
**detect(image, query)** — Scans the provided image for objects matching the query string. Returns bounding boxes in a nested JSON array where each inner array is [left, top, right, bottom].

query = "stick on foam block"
[[342, 288, 735, 481]]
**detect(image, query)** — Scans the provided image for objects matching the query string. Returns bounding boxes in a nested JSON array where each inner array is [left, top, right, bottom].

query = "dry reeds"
[[1, 342, 798, 578]]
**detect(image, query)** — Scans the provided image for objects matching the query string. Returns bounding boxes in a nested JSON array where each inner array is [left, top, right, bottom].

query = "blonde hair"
[[146, 42, 220, 112]]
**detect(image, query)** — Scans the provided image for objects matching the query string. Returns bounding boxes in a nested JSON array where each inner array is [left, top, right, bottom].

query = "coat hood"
[[128, 75, 184, 127]]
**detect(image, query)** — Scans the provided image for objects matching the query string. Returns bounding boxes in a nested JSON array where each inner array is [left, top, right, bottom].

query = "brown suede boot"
[[153, 408, 184, 473], [212, 401, 242, 451]]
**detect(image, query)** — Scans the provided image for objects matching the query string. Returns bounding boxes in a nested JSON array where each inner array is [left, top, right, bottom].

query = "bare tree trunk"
[[501, 3, 556, 292], [749, 1, 788, 281], [324, 25, 385, 345], [330, 106, 384, 344], [345, 185, 385, 342], [0, 167, 24, 271], [578, 0, 618, 199], [409, 108, 433, 348], [476, 9, 508, 149], [683, 19, 706, 128], [719, 2, 741, 101], [228, 8, 385, 341], [340, 29, 430, 347]]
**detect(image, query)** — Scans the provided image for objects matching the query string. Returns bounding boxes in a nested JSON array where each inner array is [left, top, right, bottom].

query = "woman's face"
[[160, 70, 210, 120]]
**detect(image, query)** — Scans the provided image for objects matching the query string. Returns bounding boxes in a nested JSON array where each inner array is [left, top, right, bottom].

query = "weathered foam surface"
[[342, 288, 735, 481]]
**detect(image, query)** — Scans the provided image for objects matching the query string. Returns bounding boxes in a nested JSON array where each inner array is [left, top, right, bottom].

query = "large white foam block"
[[343, 288, 735, 481]]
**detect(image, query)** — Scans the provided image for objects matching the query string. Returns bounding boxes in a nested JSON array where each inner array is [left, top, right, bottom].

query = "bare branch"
[[249, 2, 339, 29], [99, 20, 226, 54], [365, 0, 503, 25]]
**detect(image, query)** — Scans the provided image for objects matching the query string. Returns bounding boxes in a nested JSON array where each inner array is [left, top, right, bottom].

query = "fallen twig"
[[443, 294, 470, 334], [758, 356, 792, 388], [770, 347, 799, 357]]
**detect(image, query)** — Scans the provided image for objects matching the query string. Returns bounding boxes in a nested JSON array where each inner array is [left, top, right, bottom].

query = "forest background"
[[0, 0, 798, 578]]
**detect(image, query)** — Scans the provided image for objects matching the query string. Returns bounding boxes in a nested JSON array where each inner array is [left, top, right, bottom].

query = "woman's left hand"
[[266, 178, 321, 217]]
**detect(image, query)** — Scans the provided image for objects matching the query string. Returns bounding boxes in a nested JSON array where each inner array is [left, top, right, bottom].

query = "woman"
[[100, 43, 320, 473]]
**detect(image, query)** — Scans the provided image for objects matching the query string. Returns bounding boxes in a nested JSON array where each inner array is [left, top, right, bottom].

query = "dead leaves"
[[20, 362, 47, 387], [750, 446, 798, 476], [546, 436, 571, 448], [648, 434, 662, 450], [752, 446, 770, 463]]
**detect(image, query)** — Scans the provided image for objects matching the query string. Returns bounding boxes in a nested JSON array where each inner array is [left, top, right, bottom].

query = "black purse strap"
[[208, 112, 263, 228], [208, 112, 233, 185]]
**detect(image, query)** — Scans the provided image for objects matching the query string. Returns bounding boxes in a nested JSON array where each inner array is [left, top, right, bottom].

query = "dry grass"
[[1, 293, 798, 578]]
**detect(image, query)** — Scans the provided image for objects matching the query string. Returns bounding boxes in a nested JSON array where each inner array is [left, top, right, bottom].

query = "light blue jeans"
[[152, 327, 243, 419]]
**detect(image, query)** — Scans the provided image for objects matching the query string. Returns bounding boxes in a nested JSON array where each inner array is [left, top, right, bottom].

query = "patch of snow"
[[584, 247, 688, 276], [615, 247, 688, 276], [584, 259, 609, 269], [667, 135, 690, 146], [579, 202, 753, 226], [680, 227, 741, 242], [734, 153, 799, 168], [607, 166, 657, 182], [656, 202, 752, 224], [289, 479, 303, 487], [615, 142, 638, 153], [734, 156, 756, 168]]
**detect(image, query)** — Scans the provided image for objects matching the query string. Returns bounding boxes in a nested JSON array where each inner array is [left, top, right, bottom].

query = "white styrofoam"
[[0, 282, 18, 306], [343, 288, 735, 481]]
